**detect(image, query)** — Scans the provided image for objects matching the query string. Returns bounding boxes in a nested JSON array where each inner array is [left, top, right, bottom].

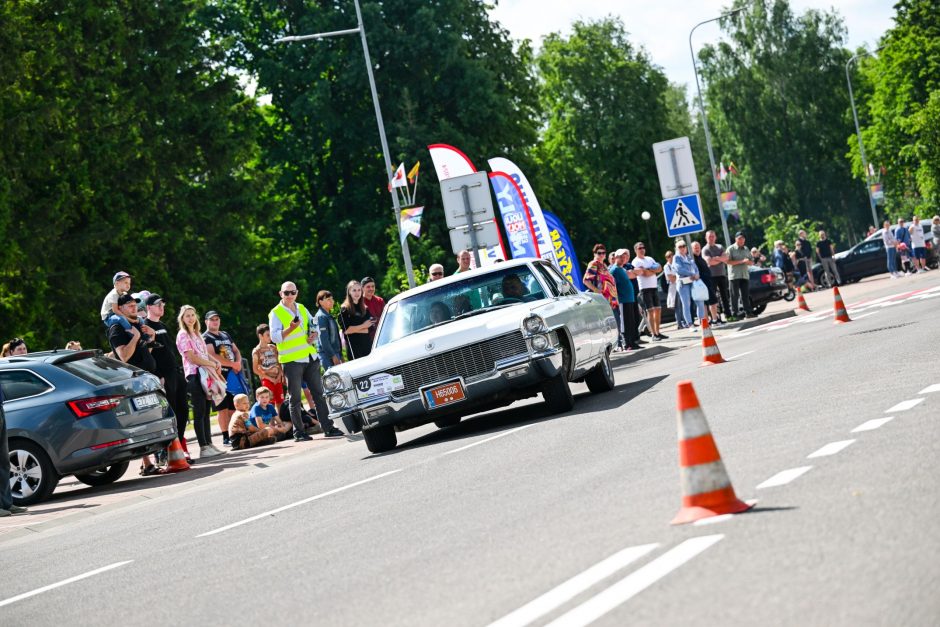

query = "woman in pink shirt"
[[176, 305, 226, 459]]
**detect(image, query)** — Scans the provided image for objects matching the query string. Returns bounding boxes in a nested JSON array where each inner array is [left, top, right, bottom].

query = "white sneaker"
[[200, 445, 224, 458]]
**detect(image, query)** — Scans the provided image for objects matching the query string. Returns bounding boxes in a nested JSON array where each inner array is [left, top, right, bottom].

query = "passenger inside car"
[[428, 301, 452, 324]]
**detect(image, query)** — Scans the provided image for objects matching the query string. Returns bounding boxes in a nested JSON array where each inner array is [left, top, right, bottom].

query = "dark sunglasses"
[[595, 251, 607, 255], [431, 272, 443, 276], [282, 290, 297, 295], [636, 246, 646, 250]]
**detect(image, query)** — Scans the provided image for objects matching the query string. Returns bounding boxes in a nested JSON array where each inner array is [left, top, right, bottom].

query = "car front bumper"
[[331, 349, 564, 433]]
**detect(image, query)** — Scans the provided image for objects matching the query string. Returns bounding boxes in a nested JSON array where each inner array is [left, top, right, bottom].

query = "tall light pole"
[[276, 0, 416, 288], [846, 49, 881, 227], [690, 8, 744, 248]]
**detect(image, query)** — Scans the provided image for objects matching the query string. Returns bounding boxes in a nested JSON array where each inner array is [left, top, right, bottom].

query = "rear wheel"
[[362, 425, 397, 454], [751, 303, 767, 315], [585, 351, 615, 394], [74, 462, 130, 487], [434, 416, 461, 429], [9, 440, 59, 505]]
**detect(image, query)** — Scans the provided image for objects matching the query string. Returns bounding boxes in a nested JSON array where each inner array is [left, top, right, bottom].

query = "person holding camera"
[[268, 281, 345, 442]]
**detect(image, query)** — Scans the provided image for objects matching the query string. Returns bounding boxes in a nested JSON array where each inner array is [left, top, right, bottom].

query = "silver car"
[[323, 258, 618, 453]]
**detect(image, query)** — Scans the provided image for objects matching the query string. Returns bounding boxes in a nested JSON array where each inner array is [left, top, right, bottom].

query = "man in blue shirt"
[[611, 249, 642, 351], [1, 382, 28, 516]]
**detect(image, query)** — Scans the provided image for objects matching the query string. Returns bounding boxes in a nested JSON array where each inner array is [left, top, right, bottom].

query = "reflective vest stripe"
[[270, 303, 318, 363]]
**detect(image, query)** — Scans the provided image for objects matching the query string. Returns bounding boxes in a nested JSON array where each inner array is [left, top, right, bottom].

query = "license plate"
[[423, 381, 466, 409], [132, 393, 160, 411]]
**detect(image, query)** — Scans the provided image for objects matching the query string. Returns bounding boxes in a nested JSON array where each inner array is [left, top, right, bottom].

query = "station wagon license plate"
[[423, 380, 466, 410], [132, 393, 160, 411]]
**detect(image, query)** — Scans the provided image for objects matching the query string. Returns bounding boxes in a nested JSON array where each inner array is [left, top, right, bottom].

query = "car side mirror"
[[556, 280, 574, 295]]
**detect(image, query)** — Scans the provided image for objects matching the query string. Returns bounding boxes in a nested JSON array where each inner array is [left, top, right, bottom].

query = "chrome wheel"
[[10, 448, 43, 500]]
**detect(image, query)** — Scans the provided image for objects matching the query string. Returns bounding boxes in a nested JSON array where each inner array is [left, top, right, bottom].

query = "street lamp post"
[[689, 8, 744, 249], [641, 211, 652, 246], [846, 50, 881, 228], [276, 0, 416, 288]]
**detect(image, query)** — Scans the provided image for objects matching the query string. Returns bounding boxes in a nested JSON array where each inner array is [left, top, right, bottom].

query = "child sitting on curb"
[[249, 387, 292, 441], [229, 394, 276, 451]]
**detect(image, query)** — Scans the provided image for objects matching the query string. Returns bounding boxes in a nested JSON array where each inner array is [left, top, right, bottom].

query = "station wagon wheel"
[[74, 462, 130, 487], [9, 441, 59, 506]]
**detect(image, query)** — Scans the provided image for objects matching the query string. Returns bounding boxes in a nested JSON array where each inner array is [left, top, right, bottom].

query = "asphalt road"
[[1, 276, 938, 626]]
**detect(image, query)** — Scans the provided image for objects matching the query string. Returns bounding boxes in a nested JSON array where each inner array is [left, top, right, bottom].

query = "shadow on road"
[[365, 374, 670, 458]]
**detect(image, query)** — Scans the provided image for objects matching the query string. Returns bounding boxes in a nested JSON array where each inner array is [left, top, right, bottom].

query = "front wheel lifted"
[[542, 371, 574, 414], [362, 425, 397, 454], [585, 350, 615, 393]]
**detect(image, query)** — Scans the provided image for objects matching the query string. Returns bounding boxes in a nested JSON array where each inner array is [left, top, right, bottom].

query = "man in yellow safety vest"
[[268, 281, 345, 441]]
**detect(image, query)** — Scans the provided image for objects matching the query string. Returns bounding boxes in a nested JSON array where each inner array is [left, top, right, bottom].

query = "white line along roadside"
[[0, 560, 134, 609], [441, 424, 536, 457], [807, 440, 856, 459], [196, 470, 402, 538], [852, 417, 894, 432], [918, 383, 940, 394], [543, 535, 724, 627], [486, 543, 659, 627], [885, 398, 925, 413], [756, 466, 813, 490]]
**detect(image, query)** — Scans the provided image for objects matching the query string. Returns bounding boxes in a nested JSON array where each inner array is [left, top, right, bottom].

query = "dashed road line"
[[852, 417, 894, 432], [441, 424, 536, 457], [756, 466, 813, 489], [918, 383, 940, 395], [0, 560, 134, 608], [807, 440, 856, 459], [885, 398, 924, 413], [196, 470, 403, 538], [486, 543, 659, 627], [544, 535, 724, 627], [725, 350, 754, 361]]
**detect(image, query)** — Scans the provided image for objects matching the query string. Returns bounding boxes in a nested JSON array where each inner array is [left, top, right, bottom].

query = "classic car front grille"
[[356, 331, 528, 398]]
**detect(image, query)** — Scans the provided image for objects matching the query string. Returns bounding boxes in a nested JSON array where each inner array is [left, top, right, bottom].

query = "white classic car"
[[323, 258, 619, 453]]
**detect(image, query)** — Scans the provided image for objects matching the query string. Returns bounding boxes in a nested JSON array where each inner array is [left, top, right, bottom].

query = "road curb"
[[732, 309, 796, 330], [611, 344, 675, 365]]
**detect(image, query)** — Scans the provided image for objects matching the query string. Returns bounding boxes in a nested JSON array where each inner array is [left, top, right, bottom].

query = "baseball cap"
[[360, 276, 376, 287], [204, 310, 220, 321], [146, 294, 165, 306], [614, 248, 628, 256], [734, 231, 745, 238], [132, 290, 151, 303], [113, 271, 132, 283], [117, 293, 139, 306]]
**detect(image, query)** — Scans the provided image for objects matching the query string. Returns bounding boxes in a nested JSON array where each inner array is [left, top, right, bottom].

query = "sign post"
[[440, 171, 500, 267], [653, 137, 706, 243]]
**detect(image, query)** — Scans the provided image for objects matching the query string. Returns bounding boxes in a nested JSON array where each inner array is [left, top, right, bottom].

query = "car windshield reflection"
[[376, 266, 546, 346]]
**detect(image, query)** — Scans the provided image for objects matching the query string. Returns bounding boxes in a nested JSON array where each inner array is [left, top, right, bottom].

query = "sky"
[[487, 0, 895, 90]]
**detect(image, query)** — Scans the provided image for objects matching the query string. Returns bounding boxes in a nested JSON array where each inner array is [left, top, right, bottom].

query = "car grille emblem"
[[425, 341, 435, 351]]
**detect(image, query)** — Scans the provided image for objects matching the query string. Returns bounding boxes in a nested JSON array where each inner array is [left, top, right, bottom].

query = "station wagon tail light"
[[68, 395, 124, 419], [760, 273, 776, 284]]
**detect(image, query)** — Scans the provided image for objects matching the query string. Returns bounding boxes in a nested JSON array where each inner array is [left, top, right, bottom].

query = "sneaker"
[[655, 333, 669, 340], [628, 344, 643, 350], [200, 445, 224, 458], [294, 433, 313, 442], [651, 335, 661, 342], [8, 504, 27, 514], [726, 316, 739, 322], [222, 437, 231, 447], [323, 428, 345, 438]]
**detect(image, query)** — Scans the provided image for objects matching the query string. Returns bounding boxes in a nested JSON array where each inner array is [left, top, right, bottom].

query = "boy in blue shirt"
[[250, 387, 291, 440]]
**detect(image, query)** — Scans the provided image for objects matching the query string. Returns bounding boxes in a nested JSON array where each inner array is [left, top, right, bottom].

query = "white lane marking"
[[544, 535, 724, 627], [918, 383, 940, 395], [486, 543, 659, 627], [807, 440, 856, 458], [0, 561, 133, 609], [849, 312, 878, 321], [756, 466, 812, 489], [725, 351, 754, 361], [441, 424, 535, 457], [692, 514, 733, 526], [885, 398, 925, 413], [852, 417, 894, 432], [196, 470, 402, 538]]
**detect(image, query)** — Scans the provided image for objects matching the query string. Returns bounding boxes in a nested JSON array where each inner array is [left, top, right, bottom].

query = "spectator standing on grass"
[[1, 384, 28, 516], [882, 220, 900, 278], [611, 249, 641, 351], [339, 281, 374, 361], [632, 242, 667, 340], [816, 230, 841, 286], [144, 294, 190, 460], [361, 277, 386, 343], [268, 281, 344, 441], [203, 311, 246, 447], [726, 231, 755, 318], [252, 324, 285, 410], [583, 244, 620, 341], [796, 230, 816, 291], [909, 216, 929, 273], [176, 305, 226, 459], [315, 291, 343, 367], [702, 230, 731, 323]]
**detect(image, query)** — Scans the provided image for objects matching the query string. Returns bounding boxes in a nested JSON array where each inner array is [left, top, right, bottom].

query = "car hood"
[[331, 303, 532, 379]]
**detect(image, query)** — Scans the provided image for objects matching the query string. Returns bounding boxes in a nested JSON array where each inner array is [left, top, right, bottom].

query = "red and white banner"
[[487, 157, 553, 262]]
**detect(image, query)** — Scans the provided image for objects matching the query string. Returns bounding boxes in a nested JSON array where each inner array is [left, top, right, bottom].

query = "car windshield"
[[57, 355, 139, 385], [376, 265, 547, 346]]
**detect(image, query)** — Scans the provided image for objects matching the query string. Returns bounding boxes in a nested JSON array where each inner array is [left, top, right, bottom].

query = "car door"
[[532, 262, 599, 367], [849, 240, 884, 279]]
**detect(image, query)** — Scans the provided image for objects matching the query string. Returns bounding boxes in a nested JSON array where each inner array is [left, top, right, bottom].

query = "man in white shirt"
[[910, 216, 929, 273], [632, 242, 668, 340]]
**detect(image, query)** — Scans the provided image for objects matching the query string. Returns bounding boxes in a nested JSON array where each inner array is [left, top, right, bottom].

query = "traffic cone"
[[671, 381, 753, 525], [832, 286, 851, 324], [164, 437, 191, 473], [796, 290, 811, 312], [699, 318, 726, 366]]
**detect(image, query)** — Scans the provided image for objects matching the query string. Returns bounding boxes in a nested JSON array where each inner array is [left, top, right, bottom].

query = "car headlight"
[[523, 314, 546, 334], [530, 334, 550, 351], [328, 393, 348, 411], [323, 372, 343, 393]]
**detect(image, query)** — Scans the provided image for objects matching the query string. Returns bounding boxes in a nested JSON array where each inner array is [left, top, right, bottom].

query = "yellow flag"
[[407, 161, 420, 182]]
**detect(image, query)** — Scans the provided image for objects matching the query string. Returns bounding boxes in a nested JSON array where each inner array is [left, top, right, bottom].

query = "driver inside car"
[[500, 274, 534, 303]]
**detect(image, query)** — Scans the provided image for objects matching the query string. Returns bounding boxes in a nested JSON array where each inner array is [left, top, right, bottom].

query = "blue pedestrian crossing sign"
[[662, 194, 705, 237]]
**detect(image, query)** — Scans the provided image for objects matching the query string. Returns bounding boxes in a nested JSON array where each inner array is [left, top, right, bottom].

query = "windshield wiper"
[[453, 304, 513, 321]]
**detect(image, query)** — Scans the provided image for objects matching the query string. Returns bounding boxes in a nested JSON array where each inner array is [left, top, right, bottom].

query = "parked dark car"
[[814, 227, 938, 286], [747, 265, 791, 314], [0, 350, 177, 505]]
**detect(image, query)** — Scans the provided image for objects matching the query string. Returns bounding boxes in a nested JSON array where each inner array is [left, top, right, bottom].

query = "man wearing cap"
[[269, 281, 345, 441], [144, 294, 189, 452], [428, 263, 445, 282], [108, 294, 157, 373], [361, 277, 385, 344], [203, 311, 245, 446], [726, 231, 755, 318]]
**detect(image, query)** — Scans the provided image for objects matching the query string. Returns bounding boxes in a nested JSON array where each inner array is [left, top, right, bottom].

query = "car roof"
[[386, 257, 541, 306], [0, 349, 97, 367]]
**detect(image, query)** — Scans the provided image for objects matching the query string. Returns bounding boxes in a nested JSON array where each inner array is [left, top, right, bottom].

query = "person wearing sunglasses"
[[583, 244, 621, 343], [427, 263, 445, 282]]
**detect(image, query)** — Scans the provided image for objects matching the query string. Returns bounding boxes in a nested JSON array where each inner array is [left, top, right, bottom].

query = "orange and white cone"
[[164, 438, 191, 473], [832, 286, 851, 324], [796, 290, 811, 312], [699, 318, 726, 366], [671, 381, 752, 525]]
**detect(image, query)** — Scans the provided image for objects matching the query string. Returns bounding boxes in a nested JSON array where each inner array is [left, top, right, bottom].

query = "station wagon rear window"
[[57, 355, 139, 385]]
